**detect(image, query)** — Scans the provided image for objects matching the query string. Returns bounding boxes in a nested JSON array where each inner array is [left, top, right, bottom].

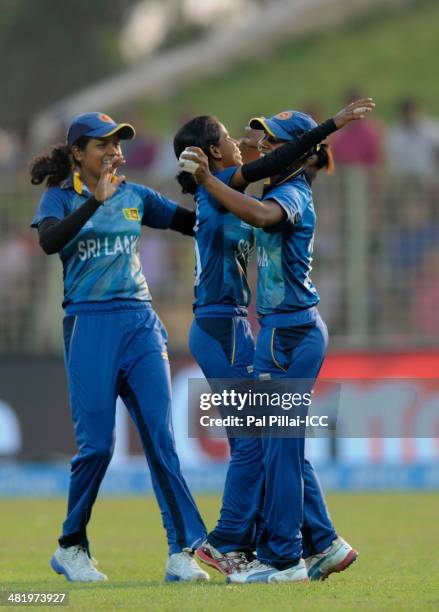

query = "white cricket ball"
[[352, 107, 369, 115], [179, 153, 199, 174]]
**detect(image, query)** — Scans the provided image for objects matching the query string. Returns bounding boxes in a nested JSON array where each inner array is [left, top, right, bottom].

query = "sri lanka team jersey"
[[256, 173, 319, 315], [193, 166, 255, 316], [31, 175, 177, 307]]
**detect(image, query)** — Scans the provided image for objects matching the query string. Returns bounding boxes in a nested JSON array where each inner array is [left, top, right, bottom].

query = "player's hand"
[[94, 155, 126, 203], [179, 147, 211, 184], [333, 98, 375, 129]]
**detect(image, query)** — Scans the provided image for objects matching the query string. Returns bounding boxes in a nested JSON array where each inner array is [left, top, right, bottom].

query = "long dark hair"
[[314, 142, 335, 173], [29, 136, 90, 187], [173, 115, 222, 195]]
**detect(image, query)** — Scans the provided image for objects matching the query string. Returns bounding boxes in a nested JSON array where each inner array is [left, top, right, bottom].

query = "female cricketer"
[[176, 99, 373, 581], [30, 112, 209, 583]]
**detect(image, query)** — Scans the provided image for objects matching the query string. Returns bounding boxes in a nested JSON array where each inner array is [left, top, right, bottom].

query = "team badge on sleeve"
[[123, 208, 140, 221]]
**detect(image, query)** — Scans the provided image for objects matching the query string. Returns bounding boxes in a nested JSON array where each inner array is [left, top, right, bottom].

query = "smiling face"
[[211, 123, 242, 168], [72, 135, 123, 178]]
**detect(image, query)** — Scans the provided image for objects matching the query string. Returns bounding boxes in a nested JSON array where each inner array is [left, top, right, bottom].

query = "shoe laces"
[[69, 546, 96, 570], [181, 549, 202, 570], [245, 559, 272, 572], [71, 545, 86, 559], [225, 551, 252, 571]]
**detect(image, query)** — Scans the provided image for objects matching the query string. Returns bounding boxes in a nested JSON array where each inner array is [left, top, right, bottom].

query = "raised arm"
[[38, 198, 102, 254], [36, 156, 125, 254], [229, 97, 375, 190]]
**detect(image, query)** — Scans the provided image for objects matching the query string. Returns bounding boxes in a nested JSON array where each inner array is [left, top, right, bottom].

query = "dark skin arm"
[[196, 169, 283, 227]]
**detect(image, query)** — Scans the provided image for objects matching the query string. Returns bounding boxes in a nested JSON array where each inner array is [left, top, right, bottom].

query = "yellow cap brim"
[[102, 123, 136, 140], [248, 117, 276, 139]]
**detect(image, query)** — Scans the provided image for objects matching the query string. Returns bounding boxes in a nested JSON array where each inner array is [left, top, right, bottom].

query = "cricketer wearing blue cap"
[[248, 111, 340, 579], [173, 107, 366, 580], [30, 112, 209, 583], [174, 111, 352, 575], [180, 101, 372, 582]]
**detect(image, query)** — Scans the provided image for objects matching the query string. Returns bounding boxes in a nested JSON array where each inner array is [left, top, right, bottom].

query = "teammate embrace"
[[30, 98, 373, 584], [175, 98, 374, 583]]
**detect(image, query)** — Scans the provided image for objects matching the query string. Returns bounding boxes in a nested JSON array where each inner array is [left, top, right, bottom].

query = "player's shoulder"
[[123, 181, 159, 199], [40, 184, 71, 204], [214, 165, 239, 186], [32, 184, 71, 226], [119, 180, 142, 193], [269, 175, 310, 199], [195, 184, 226, 216]]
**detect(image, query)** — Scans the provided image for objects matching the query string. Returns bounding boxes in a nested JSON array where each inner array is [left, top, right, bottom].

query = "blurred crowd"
[[1, 92, 439, 353], [2, 94, 439, 181]]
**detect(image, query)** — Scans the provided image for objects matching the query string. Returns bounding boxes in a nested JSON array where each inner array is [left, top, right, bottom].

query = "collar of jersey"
[[61, 171, 120, 196], [263, 165, 305, 189], [60, 172, 91, 196]]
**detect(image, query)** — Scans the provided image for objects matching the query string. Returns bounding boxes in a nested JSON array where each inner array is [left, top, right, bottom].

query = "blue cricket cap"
[[66, 112, 136, 146], [249, 110, 317, 141]]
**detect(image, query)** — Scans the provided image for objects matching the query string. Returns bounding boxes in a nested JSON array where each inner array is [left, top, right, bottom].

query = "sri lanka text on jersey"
[[77, 235, 139, 260]]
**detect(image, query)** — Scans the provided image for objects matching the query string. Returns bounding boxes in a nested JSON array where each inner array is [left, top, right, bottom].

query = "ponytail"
[[30, 144, 72, 187], [316, 143, 335, 174], [29, 135, 91, 187]]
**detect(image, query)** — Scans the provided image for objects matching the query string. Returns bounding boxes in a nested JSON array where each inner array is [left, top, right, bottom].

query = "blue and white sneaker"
[[305, 536, 358, 581], [227, 558, 308, 583], [165, 548, 210, 582], [51, 545, 107, 582]]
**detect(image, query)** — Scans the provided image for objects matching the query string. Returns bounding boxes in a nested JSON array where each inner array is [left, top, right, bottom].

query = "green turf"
[[1, 493, 438, 610], [129, 0, 439, 135]]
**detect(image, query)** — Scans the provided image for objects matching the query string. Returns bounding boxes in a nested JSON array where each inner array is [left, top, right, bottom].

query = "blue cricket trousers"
[[60, 300, 206, 555], [190, 313, 336, 558], [254, 309, 336, 569], [189, 315, 262, 552]]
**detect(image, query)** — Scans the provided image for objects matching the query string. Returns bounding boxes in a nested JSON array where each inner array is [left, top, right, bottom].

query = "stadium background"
[[1, 0, 438, 496]]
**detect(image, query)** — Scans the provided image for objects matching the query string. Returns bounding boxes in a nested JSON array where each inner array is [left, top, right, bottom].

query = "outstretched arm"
[[168, 206, 196, 236], [229, 97, 375, 190]]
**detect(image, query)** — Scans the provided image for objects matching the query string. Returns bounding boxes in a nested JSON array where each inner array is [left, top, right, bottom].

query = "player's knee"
[[85, 442, 114, 462]]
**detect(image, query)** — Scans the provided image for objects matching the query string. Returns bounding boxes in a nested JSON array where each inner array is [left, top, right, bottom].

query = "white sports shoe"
[[227, 558, 309, 584], [51, 545, 108, 582], [165, 548, 210, 582], [196, 540, 254, 576], [305, 536, 358, 581]]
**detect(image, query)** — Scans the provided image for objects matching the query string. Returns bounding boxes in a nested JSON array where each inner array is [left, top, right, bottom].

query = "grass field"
[[136, 0, 439, 133], [1, 493, 438, 611]]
